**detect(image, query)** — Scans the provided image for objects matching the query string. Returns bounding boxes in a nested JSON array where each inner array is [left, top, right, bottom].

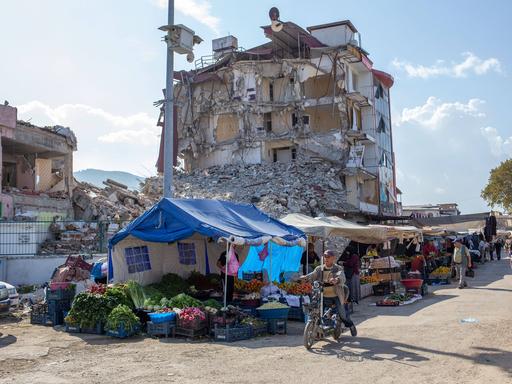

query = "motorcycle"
[[303, 280, 346, 350]]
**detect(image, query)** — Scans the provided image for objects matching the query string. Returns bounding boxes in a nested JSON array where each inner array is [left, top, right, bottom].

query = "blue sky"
[[1, 0, 511, 213]]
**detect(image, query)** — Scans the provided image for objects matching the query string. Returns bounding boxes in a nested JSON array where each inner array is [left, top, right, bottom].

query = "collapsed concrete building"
[[169, 19, 399, 219], [0, 104, 76, 219]]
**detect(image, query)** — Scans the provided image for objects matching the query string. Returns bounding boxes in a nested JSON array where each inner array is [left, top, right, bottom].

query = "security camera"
[[186, 53, 194, 63]]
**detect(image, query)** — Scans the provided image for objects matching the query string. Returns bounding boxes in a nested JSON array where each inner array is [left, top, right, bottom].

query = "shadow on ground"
[[308, 336, 512, 377], [0, 334, 17, 348]]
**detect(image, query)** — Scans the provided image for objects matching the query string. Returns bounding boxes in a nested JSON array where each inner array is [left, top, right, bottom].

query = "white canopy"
[[280, 213, 422, 244]]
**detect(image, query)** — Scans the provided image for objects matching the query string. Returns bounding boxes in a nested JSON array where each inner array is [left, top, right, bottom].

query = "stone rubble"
[[141, 159, 351, 219]]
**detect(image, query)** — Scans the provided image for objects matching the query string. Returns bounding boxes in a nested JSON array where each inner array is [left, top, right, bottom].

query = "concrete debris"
[[141, 160, 350, 219], [72, 181, 154, 222]]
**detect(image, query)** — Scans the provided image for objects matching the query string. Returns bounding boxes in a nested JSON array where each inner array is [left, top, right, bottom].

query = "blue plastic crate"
[[107, 323, 140, 339], [148, 312, 177, 324], [267, 319, 287, 335], [287, 306, 305, 322], [81, 323, 104, 335], [65, 323, 81, 333], [147, 321, 175, 338], [214, 325, 252, 342], [257, 307, 289, 320], [30, 312, 53, 326], [250, 322, 268, 337]]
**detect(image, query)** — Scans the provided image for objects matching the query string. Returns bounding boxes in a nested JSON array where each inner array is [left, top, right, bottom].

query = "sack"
[[226, 246, 240, 276], [465, 268, 475, 278]]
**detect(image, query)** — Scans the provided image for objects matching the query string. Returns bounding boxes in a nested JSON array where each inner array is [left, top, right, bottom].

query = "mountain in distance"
[[74, 169, 145, 191]]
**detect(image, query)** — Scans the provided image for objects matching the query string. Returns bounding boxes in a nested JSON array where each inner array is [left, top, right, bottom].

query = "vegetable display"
[[106, 304, 140, 333], [235, 279, 265, 293], [168, 293, 203, 309], [360, 275, 380, 285], [126, 281, 146, 309], [202, 299, 222, 310], [178, 307, 206, 327], [276, 281, 312, 295], [257, 302, 290, 310]]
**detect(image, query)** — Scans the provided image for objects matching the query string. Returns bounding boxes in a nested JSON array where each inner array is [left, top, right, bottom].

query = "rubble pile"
[[72, 179, 155, 221], [39, 221, 104, 254], [142, 160, 351, 218]]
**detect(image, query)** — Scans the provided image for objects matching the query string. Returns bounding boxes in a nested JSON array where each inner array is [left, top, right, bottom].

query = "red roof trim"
[[372, 69, 394, 88]]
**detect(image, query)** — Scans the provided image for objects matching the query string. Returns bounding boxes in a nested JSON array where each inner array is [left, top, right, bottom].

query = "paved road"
[[0, 258, 511, 384]]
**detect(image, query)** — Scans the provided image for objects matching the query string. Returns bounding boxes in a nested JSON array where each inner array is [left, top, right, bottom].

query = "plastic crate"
[[48, 299, 72, 316], [287, 306, 305, 322], [147, 321, 175, 338], [30, 312, 53, 326], [240, 307, 257, 317], [81, 323, 104, 335], [175, 326, 207, 338], [46, 288, 75, 301], [65, 323, 81, 333], [257, 307, 290, 320], [267, 319, 287, 335], [177, 317, 207, 330], [107, 323, 140, 339], [49, 310, 65, 326], [214, 325, 252, 342], [250, 323, 268, 337], [148, 312, 176, 324]]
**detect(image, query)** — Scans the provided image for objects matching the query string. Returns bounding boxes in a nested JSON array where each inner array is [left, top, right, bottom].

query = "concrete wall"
[[16, 159, 35, 190], [305, 106, 341, 133], [0, 254, 105, 286], [309, 25, 355, 47]]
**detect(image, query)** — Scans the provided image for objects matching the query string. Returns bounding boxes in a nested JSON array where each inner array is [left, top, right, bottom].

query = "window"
[[302, 115, 310, 126], [124, 246, 151, 273], [291, 148, 297, 161], [264, 113, 272, 132], [375, 84, 384, 99], [377, 117, 386, 133], [178, 242, 197, 265], [269, 82, 274, 102]]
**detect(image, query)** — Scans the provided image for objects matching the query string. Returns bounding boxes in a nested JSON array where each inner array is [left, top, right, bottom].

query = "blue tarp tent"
[[108, 198, 305, 284]]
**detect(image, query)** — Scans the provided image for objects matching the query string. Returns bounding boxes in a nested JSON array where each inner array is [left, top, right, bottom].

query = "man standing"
[[217, 245, 240, 303], [453, 239, 472, 289], [301, 242, 319, 275]]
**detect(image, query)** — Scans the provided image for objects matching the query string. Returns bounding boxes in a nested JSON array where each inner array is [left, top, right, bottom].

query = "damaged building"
[[0, 104, 76, 219], [168, 18, 399, 218]]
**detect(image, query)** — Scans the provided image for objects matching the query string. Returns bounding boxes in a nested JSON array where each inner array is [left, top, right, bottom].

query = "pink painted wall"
[[0, 193, 14, 219]]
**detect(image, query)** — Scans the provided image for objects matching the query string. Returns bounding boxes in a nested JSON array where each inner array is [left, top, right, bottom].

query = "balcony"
[[346, 130, 376, 144]]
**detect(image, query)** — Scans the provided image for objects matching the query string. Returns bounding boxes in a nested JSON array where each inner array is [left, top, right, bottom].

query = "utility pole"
[[163, 0, 175, 198]]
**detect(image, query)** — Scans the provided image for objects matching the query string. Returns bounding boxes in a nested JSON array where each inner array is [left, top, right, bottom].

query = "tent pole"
[[269, 241, 273, 284], [223, 241, 230, 308], [306, 236, 309, 275]]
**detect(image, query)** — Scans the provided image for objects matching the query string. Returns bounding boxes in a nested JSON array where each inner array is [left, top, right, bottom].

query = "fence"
[[0, 220, 117, 256]]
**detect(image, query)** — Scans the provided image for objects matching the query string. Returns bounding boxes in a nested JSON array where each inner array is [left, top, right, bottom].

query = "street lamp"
[[159, 0, 202, 198]]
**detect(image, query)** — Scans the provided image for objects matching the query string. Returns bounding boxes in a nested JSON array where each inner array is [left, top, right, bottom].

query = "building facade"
[[403, 203, 461, 219], [0, 104, 76, 219], [171, 19, 398, 216]]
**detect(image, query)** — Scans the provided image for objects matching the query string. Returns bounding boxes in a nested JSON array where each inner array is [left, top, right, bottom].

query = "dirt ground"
[[1, 258, 511, 384]]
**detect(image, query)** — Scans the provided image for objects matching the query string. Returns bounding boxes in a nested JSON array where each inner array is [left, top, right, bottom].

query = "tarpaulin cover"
[[237, 242, 303, 282], [109, 198, 305, 248]]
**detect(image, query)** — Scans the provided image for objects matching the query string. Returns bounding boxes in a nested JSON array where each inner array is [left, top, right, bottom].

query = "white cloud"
[[392, 52, 502, 79], [17, 101, 160, 175], [480, 126, 512, 157], [434, 187, 446, 195], [155, 0, 220, 34], [396, 97, 485, 129]]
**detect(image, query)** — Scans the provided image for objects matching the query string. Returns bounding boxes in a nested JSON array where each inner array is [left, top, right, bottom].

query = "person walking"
[[453, 239, 472, 289]]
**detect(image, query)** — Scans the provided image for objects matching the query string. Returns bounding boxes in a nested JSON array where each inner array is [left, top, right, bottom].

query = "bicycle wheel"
[[303, 320, 317, 350]]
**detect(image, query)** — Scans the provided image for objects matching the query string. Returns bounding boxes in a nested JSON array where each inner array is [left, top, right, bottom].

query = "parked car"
[[0, 284, 11, 316], [0, 282, 19, 307]]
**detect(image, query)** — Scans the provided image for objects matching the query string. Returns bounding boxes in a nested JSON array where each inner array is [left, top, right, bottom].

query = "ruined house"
[[0, 104, 76, 219], [169, 19, 398, 218]]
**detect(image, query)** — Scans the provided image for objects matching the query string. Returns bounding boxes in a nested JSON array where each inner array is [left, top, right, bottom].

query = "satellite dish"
[[271, 20, 283, 33]]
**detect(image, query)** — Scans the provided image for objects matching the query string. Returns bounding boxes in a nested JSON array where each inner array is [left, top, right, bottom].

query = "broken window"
[[2, 162, 16, 187], [292, 113, 298, 127], [302, 115, 310, 126], [178, 242, 196, 265], [377, 116, 386, 133], [269, 82, 274, 102], [375, 84, 384, 99], [125, 246, 151, 273], [264, 113, 272, 132], [291, 148, 297, 161]]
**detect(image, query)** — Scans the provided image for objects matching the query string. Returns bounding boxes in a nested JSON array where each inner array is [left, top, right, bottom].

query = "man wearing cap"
[[453, 239, 472, 289], [301, 249, 357, 337]]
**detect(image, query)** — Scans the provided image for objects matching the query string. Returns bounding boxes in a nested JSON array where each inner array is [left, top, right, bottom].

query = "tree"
[[481, 159, 512, 213]]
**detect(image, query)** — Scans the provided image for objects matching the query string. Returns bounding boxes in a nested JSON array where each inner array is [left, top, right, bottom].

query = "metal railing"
[[0, 220, 116, 256]]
